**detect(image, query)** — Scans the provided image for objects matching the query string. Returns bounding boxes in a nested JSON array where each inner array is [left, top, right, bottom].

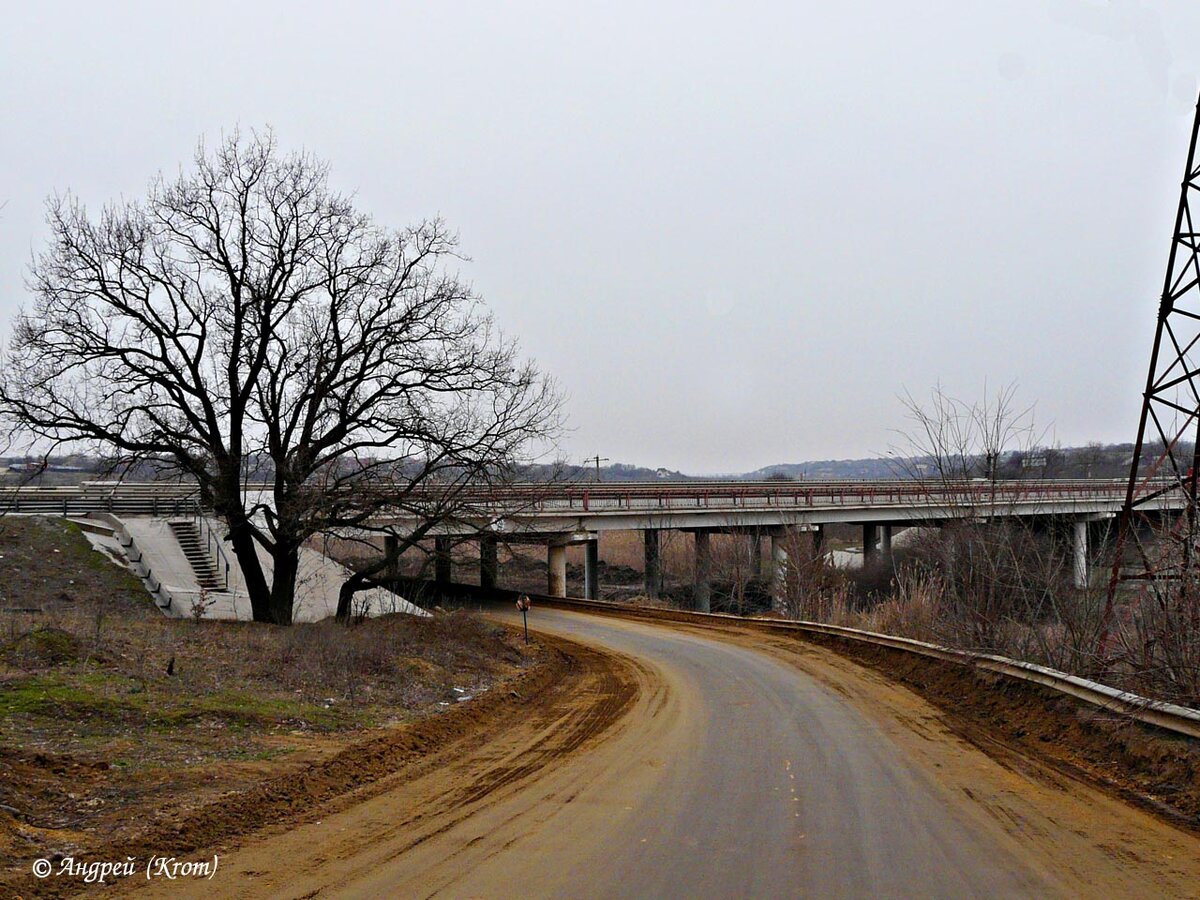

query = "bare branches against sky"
[[2, 2, 1200, 471]]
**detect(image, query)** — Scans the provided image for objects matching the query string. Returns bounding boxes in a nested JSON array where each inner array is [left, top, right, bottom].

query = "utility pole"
[[586, 455, 610, 482]]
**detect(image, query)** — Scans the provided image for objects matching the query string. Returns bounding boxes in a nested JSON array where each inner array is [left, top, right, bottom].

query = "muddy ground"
[[0, 519, 549, 894]]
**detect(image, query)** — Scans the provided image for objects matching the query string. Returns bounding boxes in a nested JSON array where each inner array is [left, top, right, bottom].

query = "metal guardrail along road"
[[529, 594, 1200, 741]]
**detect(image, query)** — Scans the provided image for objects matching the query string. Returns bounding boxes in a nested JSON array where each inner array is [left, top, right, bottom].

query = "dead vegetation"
[[776, 523, 1200, 711], [0, 517, 540, 880]]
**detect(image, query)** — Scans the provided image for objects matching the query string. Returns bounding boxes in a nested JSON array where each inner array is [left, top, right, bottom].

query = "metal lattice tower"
[[1104, 93, 1200, 638]]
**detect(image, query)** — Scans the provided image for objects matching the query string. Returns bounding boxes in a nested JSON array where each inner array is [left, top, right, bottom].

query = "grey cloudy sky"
[[3, 1, 1200, 473]]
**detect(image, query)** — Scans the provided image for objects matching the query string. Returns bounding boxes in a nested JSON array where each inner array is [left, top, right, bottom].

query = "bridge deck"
[[0, 479, 1180, 536]]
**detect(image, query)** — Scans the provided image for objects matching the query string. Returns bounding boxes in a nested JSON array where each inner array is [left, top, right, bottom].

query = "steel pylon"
[[1103, 93, 1200, 643]]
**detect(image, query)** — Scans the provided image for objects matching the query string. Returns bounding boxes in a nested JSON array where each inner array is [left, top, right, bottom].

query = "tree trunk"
[[335, 534, 416, 623], [269, 544, 300, 625], [227, 518, 273, 622], [336, 572, 368, 623]]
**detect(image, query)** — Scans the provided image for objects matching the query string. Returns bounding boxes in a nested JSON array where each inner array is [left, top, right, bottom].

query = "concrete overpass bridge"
[[378, 479, 1184, 608], [4, 478, 1184, 613]]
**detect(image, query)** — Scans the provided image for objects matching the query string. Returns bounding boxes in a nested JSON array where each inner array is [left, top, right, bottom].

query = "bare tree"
[[0, 130, 560, 624], [883, 383, 1117, 666], [890, 381, 1043, 496]]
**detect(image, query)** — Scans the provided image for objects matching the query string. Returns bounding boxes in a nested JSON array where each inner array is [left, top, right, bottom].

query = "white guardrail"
[[535, 596, 1200, 741]]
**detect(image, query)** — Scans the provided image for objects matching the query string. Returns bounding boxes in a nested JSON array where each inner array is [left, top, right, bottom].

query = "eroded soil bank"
[[3, 629, 640, 899], [0, 519, 602, 898]]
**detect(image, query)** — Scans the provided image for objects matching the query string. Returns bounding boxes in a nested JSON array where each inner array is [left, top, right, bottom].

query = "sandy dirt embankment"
[[108, 606, 1200, 899]]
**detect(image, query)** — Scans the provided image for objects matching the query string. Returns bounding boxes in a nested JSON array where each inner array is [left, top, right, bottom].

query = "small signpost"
[[516, 595, 532, 643]]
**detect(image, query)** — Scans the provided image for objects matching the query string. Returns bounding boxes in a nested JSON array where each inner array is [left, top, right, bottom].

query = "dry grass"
[[774, 526, 1200, 710], [0, 517, 536, 872]]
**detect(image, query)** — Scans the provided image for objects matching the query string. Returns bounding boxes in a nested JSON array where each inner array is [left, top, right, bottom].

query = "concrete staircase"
[[75, 513, 427, 621], [168, 519, 222, 590]]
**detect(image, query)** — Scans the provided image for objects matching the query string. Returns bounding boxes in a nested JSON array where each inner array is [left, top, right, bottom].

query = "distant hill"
[[520, 461, 695, 483], [741, 442, 1156, 482], [742, 457, 899, 481], [5, 442, 1181, 486]]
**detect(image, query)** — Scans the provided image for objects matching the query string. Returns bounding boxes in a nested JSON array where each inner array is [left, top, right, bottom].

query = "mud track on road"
[[4, 631, 640, 899]]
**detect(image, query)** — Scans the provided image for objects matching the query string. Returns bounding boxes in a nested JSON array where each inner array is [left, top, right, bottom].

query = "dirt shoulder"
[[124, 631, 645, 899], [0, 519, 578, 897], [3, 632, 602, 899]]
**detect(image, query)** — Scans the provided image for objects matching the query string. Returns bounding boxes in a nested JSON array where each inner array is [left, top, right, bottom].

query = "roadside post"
[[516, 595, 531, 643]]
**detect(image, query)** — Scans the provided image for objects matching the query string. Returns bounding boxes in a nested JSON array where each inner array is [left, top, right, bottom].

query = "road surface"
[[144, 607, 1200, 898]]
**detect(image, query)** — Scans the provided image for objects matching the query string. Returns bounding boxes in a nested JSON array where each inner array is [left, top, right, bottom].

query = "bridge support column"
[[547, 542, 568, 598], [480, 536, 498, 591], [863, 524, 879, 565], [769, 527, 789, 613], [1072, 519, 1089, 589], [584, 538, 600, 600], [693, 531, 712, 613], [384, 534, 401, 580], [644, 529, 662, 598], [434, 536, 452, 584], [880, 525, 893, 563], [813, 525, 825, 558]]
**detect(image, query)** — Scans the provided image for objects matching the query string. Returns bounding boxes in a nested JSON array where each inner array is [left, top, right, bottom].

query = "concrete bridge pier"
[[863, 524, 879, 565], [434, 536, 452, 584], [880, 525, 893, 562], [1071, 515, 1114, 588], [480, 536, 498, 591], [584, 538, 600, 600], [769, 526, 789, 613], [1066, 514, 1114, 589], [753, 531, 767, 580], [644, 529, 663, 598], [693, 530, 712, 613], [547, 541, 568, 597], [1072, 519, 1088, 589]]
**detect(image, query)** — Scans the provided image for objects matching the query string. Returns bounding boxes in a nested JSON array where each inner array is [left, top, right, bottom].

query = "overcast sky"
[[3, 2, 1200, 473]]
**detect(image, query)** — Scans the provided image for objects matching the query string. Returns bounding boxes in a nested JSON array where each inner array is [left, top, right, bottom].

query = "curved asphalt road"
[[515, 609, 1042, 899], [150, 606, 1200, 899]]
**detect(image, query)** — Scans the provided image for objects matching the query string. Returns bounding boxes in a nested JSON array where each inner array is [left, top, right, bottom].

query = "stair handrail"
[[186, 490, 234, 591], [198, 514, 233, 591]]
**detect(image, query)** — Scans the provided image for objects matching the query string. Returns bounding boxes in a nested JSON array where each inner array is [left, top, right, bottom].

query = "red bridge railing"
[[442, 479, 1165, 515]]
